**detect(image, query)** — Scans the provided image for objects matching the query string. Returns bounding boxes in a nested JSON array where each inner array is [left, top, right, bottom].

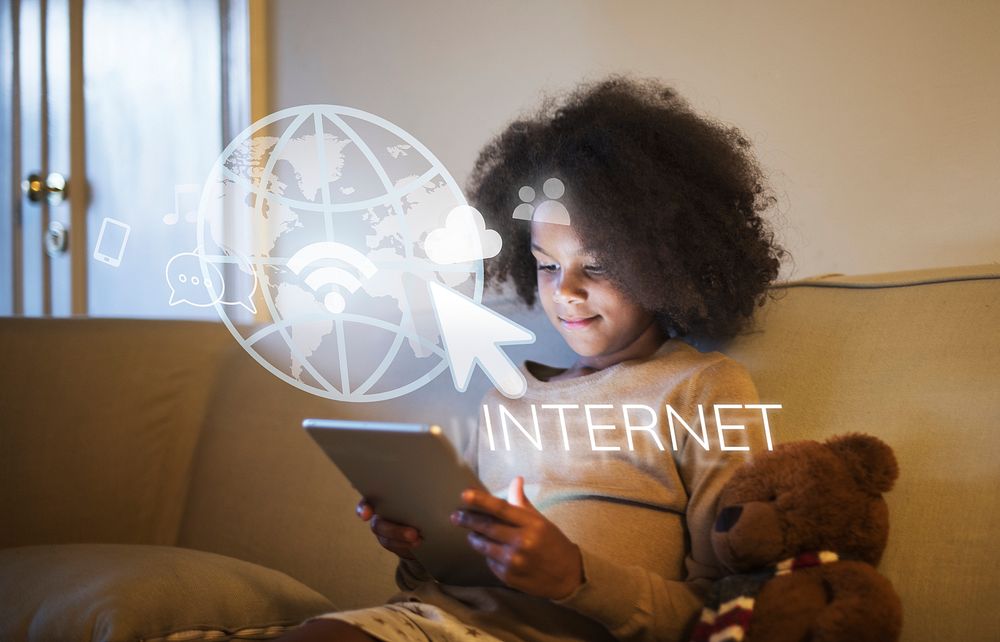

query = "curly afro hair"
[[467, 75, 787, 342]]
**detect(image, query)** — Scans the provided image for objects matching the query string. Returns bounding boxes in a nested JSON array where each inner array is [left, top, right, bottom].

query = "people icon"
[[511, 177, 570, 225]]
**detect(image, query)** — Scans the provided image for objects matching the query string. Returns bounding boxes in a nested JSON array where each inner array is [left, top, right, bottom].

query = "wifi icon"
[[287, 241, 378, 314]]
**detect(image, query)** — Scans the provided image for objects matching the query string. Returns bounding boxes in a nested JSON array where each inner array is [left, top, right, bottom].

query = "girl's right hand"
[[356, 498, 422, 560]]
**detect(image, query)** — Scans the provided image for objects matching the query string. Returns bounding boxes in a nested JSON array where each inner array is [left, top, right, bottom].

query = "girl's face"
[[530, 220, 664, 369]]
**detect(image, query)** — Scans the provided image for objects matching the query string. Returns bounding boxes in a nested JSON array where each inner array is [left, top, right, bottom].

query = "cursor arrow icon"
[[427, 281, 536, 398]]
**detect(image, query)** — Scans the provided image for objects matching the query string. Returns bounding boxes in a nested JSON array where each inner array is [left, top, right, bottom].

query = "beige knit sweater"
[[388, 339, 772, 642]]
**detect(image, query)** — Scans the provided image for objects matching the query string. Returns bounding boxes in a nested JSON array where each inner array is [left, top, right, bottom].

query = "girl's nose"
[[553, 273, 586, 304]]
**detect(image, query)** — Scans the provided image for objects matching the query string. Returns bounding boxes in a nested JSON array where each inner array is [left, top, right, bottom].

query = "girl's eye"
[[537, 263, 557, 272], [586, 265, 605, 275]]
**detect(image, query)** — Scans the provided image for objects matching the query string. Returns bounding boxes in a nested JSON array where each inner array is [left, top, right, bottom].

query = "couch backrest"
[[711, 263, 1000, 641], [0, 318, 233, 547], [174, 343, 405, 610]]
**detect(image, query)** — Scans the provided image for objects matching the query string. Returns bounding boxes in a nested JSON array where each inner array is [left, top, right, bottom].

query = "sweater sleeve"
[[550, 357, 768, 641]]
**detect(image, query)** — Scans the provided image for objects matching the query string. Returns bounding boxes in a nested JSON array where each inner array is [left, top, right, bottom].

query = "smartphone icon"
[[93, 217, 131, 267]]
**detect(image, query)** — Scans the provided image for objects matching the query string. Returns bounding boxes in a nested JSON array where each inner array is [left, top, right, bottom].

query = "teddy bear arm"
[[751, 563, 901, 642], [808, 562, 902, 642], [748, 571, 829, 642]]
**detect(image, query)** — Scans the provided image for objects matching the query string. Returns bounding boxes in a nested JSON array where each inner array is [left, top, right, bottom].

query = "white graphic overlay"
[[92, 217, 132, 267], [196, 104, 535, 402], [511, 178, 570, 225], [427, 280, 535, 398], [166, 250, 258, 313], [287, 241, 378, 314], [425, 205, 502, 264]]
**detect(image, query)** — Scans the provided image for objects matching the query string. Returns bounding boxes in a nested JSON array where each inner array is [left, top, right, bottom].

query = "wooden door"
[[1, 0, 261, 318]]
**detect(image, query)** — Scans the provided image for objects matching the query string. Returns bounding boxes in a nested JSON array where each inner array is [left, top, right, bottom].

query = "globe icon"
[[196, 105, 484, 402]]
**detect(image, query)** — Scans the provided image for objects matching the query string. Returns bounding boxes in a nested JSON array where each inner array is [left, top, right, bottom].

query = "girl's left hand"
[[450, 476, 584, 600]]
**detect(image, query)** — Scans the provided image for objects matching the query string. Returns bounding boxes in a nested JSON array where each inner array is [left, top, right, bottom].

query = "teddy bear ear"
[[826, 433, 899, 494]]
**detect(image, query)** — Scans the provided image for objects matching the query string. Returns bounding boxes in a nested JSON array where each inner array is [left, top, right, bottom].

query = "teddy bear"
[[690, 433, 902, 642]]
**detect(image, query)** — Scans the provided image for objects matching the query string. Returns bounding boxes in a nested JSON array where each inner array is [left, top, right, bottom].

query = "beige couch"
[[1, 263, 998, 641]]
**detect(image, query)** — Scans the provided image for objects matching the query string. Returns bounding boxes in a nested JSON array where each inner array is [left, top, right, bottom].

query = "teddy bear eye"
[[768, 493, 778, 502]]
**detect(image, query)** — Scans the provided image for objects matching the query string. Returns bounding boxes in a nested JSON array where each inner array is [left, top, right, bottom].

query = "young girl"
[[281, 75, 785, 642]]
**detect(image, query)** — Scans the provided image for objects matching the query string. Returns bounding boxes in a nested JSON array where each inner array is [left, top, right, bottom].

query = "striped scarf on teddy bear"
[[689, 551, 839, 642]]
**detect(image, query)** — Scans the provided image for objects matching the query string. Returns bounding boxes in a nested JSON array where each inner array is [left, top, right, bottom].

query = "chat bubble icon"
[[166, 252, 225, 307], [208, 253, 258, 314]]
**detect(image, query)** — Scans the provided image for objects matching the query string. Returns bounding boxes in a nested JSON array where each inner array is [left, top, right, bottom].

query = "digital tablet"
[[303, 418, 505, 588]]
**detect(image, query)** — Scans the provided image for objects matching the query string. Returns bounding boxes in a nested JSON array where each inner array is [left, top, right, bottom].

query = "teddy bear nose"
[[714, 505, 743, 533]]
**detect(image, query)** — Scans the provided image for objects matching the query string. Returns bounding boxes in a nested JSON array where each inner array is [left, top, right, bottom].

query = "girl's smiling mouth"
[[559, 315, 599, 330]]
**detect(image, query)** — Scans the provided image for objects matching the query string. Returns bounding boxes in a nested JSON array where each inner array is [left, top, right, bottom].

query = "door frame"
[[0, 0, 21, 315]]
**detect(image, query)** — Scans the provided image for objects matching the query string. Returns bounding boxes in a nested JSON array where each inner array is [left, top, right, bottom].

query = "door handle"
[[22, 172, 68, 205], [45, 221, 69, 257]]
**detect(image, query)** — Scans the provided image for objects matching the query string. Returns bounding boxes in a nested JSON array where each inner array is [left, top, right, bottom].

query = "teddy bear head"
[[711, 433, 898, 574]]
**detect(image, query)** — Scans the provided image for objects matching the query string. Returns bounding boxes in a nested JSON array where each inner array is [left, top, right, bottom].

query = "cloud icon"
[[424, 205, 502, 264]]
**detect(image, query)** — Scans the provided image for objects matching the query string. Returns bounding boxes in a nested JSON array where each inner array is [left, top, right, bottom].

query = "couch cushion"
[[0, 544, 334, 642], [709, 263, 1000, 641], [0, 318, 234, 547]]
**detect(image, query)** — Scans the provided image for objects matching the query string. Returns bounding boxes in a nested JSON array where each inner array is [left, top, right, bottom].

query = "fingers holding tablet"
[[451, 481, 585, 599], [356, 497, 423, 560]]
